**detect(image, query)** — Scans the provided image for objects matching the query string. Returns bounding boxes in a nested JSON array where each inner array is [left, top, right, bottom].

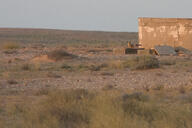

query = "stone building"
[[138, 17, 192, 50]]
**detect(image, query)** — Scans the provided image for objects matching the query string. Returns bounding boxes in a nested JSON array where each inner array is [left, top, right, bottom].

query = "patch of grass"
[[125, 55, 159, 70], [108, 60, 124, 69], [35, 88, 50, 96], [1, 42, 20, 49], [108, 55, 159, 70], [24, 89, 92, 128], [160, 58, 176, 66], [3, 50, 18, 54], [77, 64, 90, 71]]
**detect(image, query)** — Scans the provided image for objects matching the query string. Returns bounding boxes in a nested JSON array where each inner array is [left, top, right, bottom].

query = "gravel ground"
[[1, 46, 192, 91], [1, 69, 192, 91]]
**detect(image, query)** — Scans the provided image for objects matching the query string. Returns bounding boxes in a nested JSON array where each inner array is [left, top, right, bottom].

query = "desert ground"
[[1, 28, 192, 128]]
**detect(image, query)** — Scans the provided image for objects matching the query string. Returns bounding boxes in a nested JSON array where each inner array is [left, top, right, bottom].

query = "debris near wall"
[[154, 45, 177, 56], [175, 46, 192, 56], [140, 45, 192, 56]]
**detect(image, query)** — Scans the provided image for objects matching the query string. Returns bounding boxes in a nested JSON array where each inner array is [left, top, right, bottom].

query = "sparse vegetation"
[[127, 55, 160, 70], [159, 58, 176, 66], [108, 55, 159, 70], [1, 89, 192, 128], [1, 42, 20, 49], [1, 28, 192, 128]]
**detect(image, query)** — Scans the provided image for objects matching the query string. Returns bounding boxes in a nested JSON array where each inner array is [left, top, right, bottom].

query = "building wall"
[[138, 18, 192, 50]]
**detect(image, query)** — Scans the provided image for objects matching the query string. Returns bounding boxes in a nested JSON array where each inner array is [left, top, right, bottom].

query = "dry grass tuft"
[[1, 89, 192, 128]]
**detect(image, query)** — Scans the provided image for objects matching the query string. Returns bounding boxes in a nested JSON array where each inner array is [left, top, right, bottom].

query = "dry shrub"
[[142, 85, 150, 92], [76, 64, 107, 72], [46, 72, 62, 78], [107, 56, 159, 70], [88, 64, 107, 71], [35, 88, 50, 96], [153, 84, 164, 91], [21, 63, 31, 71], [61, 64, 73, 71], [125, 55, 160, 70], [102, 84, 115, 91], [100, 72, 114, 76], [7, 79, 18, 85], [179, 86, 186, 94], [47, 50, 77, 61]]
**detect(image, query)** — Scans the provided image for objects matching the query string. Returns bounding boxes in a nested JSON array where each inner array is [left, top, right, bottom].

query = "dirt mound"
[[31, 50, 77, 63], [31, 55, 56, 63]]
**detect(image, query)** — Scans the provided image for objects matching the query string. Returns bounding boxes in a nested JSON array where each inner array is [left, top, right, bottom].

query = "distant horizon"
[[0, 27, 139, 33], [0, 0, 192, 32], [2, 16, 192, 33]]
